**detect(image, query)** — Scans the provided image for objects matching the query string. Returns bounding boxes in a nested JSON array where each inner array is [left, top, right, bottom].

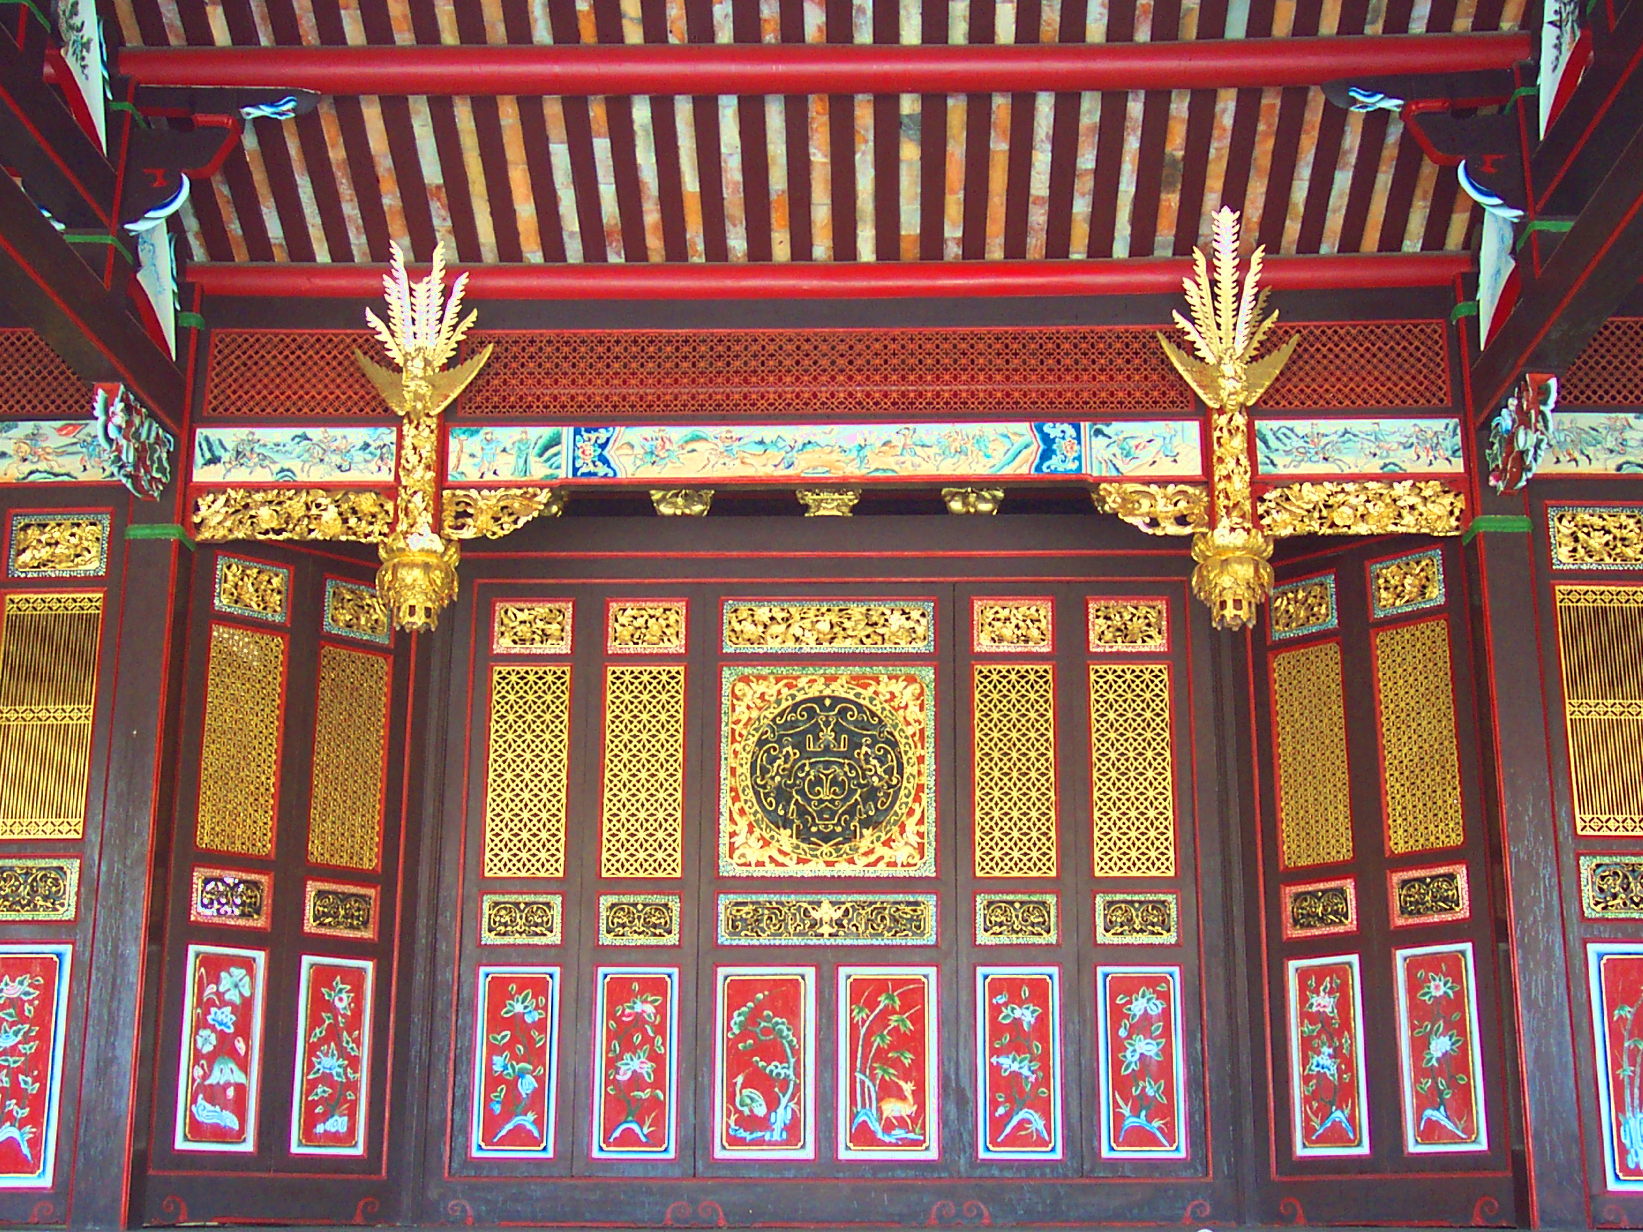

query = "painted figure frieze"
[[1253, 417, 1464, 477], [193, 426, 397, 485], [591, 968, 678, 1160], [471, 967, 560, 1159], [714, 968, 816, 1161], [290, 956, 374, 1156], [837, 966, 938, 1161], [174, 944, 267, 1153], [1096, 965, 1187, 1159], [976, 967, 1063, 1161], [0, 945, 70, 1187]]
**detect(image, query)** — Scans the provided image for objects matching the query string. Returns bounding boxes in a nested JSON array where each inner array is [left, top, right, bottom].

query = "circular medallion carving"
[[744, 691, 908, 862]]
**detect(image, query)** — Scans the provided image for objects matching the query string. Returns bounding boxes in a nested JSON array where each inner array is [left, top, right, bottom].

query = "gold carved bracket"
[[1091, 483, 1208, 535], [941, 486, 1004, 515], [797, 487, 860, 516], [443, 487, 566, 539]]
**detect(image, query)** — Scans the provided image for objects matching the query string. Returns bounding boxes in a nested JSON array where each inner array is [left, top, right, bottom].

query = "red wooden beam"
[[119, 32, 1529, 97], [189, 254, 1474, 301]]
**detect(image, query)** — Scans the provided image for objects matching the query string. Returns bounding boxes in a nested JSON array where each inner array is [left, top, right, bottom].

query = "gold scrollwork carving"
[[599, 893, 682, 945], [723, 601, 933, 653], [480, 893, 564, 945], [324, 579, 390, 644], [1549, 506, 1643, 569], [443, 487, 564, 539], [1580, 855, 1643, 919], [717, 893, 936, 945], [1370, 550, 1444, 617], [796, 487, 860, 516], [0, 858, 78, 921], [1257, 480, 1466, 537], [941, 486, 1004, 515], [973, 893, 1058, 946], [7, 514, 107, 577], [1091, 483, 1208, 536], [304, 880, 377, 938], [188, 866, 271, 928], [1282, 878, 1356, 938], [192, 488, 394, 543], [1087, 598, 1168, 651], [1390, 865, 1469, 926], [493, 600, 572, 654], [651, 488, 715, 517], [1094, 892, 1179, 944]]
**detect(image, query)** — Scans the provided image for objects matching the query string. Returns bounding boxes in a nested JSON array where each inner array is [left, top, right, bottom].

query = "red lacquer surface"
[[1288, 956, 1367, 1156], [1396, 945, 1485, 1151], [0, 949, 66, 1181], [839, 969, 936, 1158], [716, 970, 812, 1159], [593, 970, 676, 1157], [1098, 967, 1184, 1157], [473, 968, 558, 1157], [292, 957, 372, 1154], [176, 946, 264, 1151], [978, 969, 1060, 1159]]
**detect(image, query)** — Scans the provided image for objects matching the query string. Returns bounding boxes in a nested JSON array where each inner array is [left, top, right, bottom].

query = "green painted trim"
[[1506, 84, 1539, 110], [62, 231, 134, 262], [124, 523, 196, 551], [1449, 300, 1479, 321], [1461, 514, 1534, 544], [176, 311, 206, 330], [0, 0, 50, 28], [1514, 218, 1574, 254]]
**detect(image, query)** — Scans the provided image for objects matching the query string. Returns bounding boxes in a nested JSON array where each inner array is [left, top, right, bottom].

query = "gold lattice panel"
[[483, 665, 571, 878], [1374, 619, 1464, 854], [307, 645, 390, 870], [0, 592, 102, 839], [196, 622, 285, 856], [600, 665, 686, 879], [1555, 586, 1643, 835], [1270, 642, 1353, 868], [1088, 663, 1175, 877], [972, 664, 1057, 877]]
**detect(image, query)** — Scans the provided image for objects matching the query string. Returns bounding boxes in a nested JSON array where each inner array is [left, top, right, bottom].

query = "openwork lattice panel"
[[0, 593, 101, 839], [972, 664, 1057, 878], [1088, 663, 1175, 877], [203, 330, 389, 417], [482, 665, 571, 878], [1555, 586, 1643, 835], [1562, 318, 1643, 407], [307, 645, 390, 871], [0, 329, 91, 418], [600, 665, 686, 879], [1374, 619, 1465, 855], [196, 622, 285, 857], [1270, 642, 1354, 869], [1261, 322, 1450, 410]]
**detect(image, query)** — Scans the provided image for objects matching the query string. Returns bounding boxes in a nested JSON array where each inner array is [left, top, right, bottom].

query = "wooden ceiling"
[[110, 0, 1527, 271]]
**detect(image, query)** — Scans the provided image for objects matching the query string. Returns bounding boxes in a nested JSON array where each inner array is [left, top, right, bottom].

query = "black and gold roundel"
[[744, 691, 908, 862]]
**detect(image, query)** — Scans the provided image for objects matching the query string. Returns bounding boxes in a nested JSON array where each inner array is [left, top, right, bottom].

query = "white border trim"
[[0, 943, 71, 1188], [1096, 964, 1188, 1160], [288, 954, 375, 1157], [172, 943, 267, 1154], [1588, 942, 1643, 1190], [589, 966, 679, 1160]]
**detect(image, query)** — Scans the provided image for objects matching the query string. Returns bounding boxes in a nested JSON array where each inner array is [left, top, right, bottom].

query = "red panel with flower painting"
[[0, 945, 71, 1187], [1096, 966, 1186, 1158], [976, 967, 1062, 1161], [837, 966, 938, 1161], [173, 944, 267, 1152], [1285, 954, 1370, 1158], [591, 968, 677, 1159], [472, 967, 560, 1159], [1393, 942, 1487, 1154], [290, 956, 374, 1156]]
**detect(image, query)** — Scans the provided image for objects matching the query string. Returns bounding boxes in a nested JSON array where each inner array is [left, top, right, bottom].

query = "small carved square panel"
[[607, 599, 686, 654], [479, 892, 563, 945], [972, 597, 1054, 653], [1388, 862, 1471, 928], [1580, 855, 1643, 920], [323, 578, 389, 645], [1087, 597, 1168, 653], [973, 892, 1059, 945], [1368, 549, 1445, 619], [213, 554, 290, 624], [1269, 573, 1337, 641], [598, 893, 682, 946], [492, 599, 572, 655], [1280, 876, 1357, 940], [189, 865, 272, 930], [1094, 891, 1179, 944], [723, 599, 935, 654], [1548, 505, 1643, 571], [0, 856, 79, 921], [302, 878, 378, 941], [7, 511, 109, 578]]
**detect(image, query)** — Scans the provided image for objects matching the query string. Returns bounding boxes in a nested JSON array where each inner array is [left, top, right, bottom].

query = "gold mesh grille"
[[482, 665, 571, 878], [1271, 642, 1354, 868], [196, 622, 285, 856], [1088, 663, 1175, 877], [307, 645, 390, 870], [1374, 620, 1464, 854], [0, 592, 101, 838], [972, 664, 1057, 877], [1555, 586, 1643, 834], [599, 665, 686, 878]]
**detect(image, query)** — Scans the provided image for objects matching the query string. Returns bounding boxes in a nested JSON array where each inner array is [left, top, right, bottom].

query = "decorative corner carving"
[[1091, 483, 1209, 535], [443, 486, 564, 539], [941, 486, 1004, 515], [651, 488, 715, 517], [1258, 480, 1466, 537], [192, 488, 394, 543], [797, 487, 860, 517]]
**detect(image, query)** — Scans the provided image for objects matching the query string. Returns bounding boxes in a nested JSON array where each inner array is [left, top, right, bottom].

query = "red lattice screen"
[[0, 329, 92, 418], [202, 322, 1453, 420], [1562, 318, 1643, 407]]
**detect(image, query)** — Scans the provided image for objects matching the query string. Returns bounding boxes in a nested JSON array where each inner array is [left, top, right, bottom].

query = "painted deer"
[[878, 1075, 918, 1131]]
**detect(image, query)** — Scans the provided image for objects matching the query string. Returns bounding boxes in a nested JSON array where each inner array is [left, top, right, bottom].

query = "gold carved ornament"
[[796, 487, 859, 516], [942, 486, 1004, 515], [1090, 484, 1207, 536], [193, 488, 393, 543], [651, 488, 714, 517], [443, 487, 565, 539], [8, 516, 106, 576]]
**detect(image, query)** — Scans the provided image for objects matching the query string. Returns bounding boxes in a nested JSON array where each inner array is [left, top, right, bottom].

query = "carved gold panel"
[[324, 578, 389, 644], [1270, 641, 1353, 869], [1548, 505, 1643, 570], [0, 856, 79, 921], [973, 893, 1059, 945], [1374, 618, 1464, 855], [1088, 663, 1175, 877], [1388, 862, 1470, 927], [607, 599, 686, 654], [972, 598, 1052, 652], [1280, 877, 1357, 939], [1269, 574, 1337, 641], [303, 878, 379, 940], [493, 599, 572, 654], [1368, 549, 1444, 619], [0, 592, 101, 840], [7, 512, 108, 578], [1555, 585, 1643, 835], [600, 665, 686, 878], [599, 892, 683, 945], [972, 664, 1057, 878], [722, 600, 934, 653], [483, 665, 571, 878], [1580, 855, 1643, 920], [479, 892, 563, 945], [188, 865, 271, 929], [1087, 598, 1168, 652], [307, 645, 390, 871], [719, 892, 936, 945], [196, 622, 284, 856], [720, 666, 935, 876], [213, 555, 289, 624], [1093, 891, 1179, 944]]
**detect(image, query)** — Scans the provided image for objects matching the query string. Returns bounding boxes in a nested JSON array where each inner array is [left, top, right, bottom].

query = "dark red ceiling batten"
[[118, 32, 1530, 97]]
